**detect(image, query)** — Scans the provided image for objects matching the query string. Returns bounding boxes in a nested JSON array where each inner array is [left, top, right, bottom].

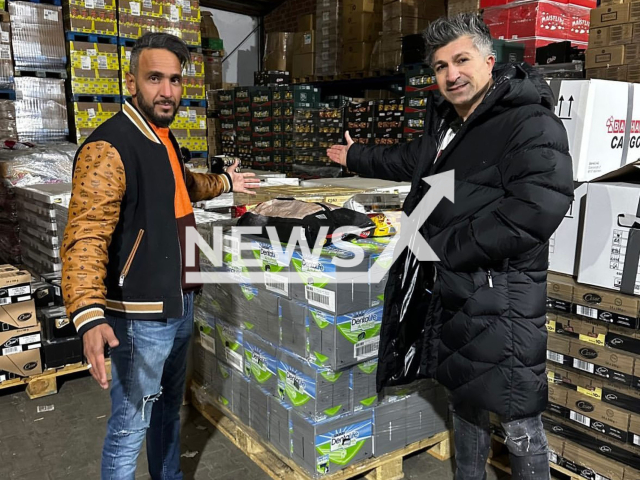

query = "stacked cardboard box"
[[585, 0, 640, 82], [345, 100, 374, 145], [404, 66, 436, 142], [71, 102, 121, 144], [292, 14, 315, 79], [173, 105, 207, 154], [64, 0, 117, 35], [447, 0, 480, 16], [264, 32, 293, 73], [315, 0, 342, 77], [481, 0, 592, 64], [182, 51, 205, 100], [250, 87, 274, 170], [373, 98, 404, 146], [203, 51, 222, 91], [218, 89, 235, 157], [201, 11, 223, 51], [234, 86, 251, 165], [9, 2, 66, 71], [0, 12, 14, 90], [14, 77, 69, 143], [272, 85, 294, 172], [342, 0, 382, 73], [68, 40, 120, 96]]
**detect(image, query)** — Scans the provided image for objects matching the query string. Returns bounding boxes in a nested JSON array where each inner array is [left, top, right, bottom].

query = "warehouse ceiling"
[[200, 0, 285, 16]]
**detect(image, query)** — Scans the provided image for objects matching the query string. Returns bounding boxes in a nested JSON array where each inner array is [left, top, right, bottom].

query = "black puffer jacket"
[[347, 63, 574, 420]]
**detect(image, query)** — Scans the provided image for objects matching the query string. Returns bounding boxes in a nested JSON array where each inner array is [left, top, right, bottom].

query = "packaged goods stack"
[[206, 90, 221, 159], [263, 32, 292, 77], [344, 100, 374, 145], [234, 86, 251, 166], [0, 99, 17, 141], [272, 85, 294, 173], [403, 67, 436, 142], [0, 12, 14, 91], [201, 11, 223, 91], [341, 0, 381, 74], [14, 184, 71, 276], [373, 98, 403, 146], [64, 0, 117, 36], [585, 0, 640, 82], [192, 226, 450, 477], [0, 266, 44, 385], [447, 0, 480, 16], [250, 86, 274, 171], [315, 0, 342, 77], [174, 103, 207, 156], [9, 2, 68, 143], [481, 0, 593, 65], [182, 51, 205, 101], [292, 14, 315, 80], [218, 89, 235, 158]]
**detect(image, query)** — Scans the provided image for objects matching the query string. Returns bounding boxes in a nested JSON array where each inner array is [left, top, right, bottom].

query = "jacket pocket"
[[119, 229, 144, 287]]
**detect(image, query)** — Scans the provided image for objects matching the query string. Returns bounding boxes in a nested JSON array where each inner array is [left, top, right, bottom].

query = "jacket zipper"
[[177, 148, 185, 315], [487, 270, 493, 288], [119, 229, 145, 287]]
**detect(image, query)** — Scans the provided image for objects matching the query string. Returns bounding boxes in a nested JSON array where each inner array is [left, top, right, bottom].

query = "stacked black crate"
[[250, 86, 274, 171], [218, 89, 236, 158], [272, 85, 294, 174], [373, 98, 404, 146], [234, 87, 251, 166], [345, 100, 375, 146], [403, 66, 437, 142]]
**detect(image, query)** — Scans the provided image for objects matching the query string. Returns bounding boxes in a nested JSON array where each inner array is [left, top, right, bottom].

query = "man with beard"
[[61, 33, 260, 479]]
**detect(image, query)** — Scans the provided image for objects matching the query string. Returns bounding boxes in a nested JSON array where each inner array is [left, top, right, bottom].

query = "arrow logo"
[[568, 95, 574, 116], [369, 170, 455, 284], [558, 95, 564, 116]]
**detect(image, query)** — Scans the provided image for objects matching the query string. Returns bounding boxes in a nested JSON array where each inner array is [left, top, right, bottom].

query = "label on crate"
[[265, 271, 288, 296], [97, 55, 108, 70], [547, 350, 564, 364], [200, 120, 206, 129], [85, 0, 95, 8], [20, 334, 40, 345], [126, 50, 131, 60], [0, 46, 10, 60], [87, 48, 97, 56], [573, 358, 595, 374], [88, 108, 96, 118], [322, 11, 330, 21], [577, 386, 602, 400], [354, 336, 379, 361], [189, 110, 196, 122], [143, 0, 151, 7], [187, 63, 196, 76], [579, 333, 606, 347], [81, 56, 91, 70], [1, 32, 9, 44], [305, 285, 336, 312], [2, 346, 20, 356], [130, 1, 141, 15], [200, 332, 215, 354], [183, 2, 191, 14], [44, 9, 58, 22], [179, 110, 188, 118], [170, 5, 179, 22], [96, 0, 105, 7]]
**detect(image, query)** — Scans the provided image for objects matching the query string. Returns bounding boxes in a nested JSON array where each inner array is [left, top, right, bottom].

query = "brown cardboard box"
[[628, 63, 640, 83], [298, 13, 315, 31], [547, 272, 576, 305], [382, 16, 424, 34], [383, 1, 424, 21], [342, 41, 375, 71], [549, 383, 569, 406], [610, 23, 634, 44], [590, 4, 631, 28], [293, 31, 315, 55], [0, 300, 40, 357], [345, 0, 382, 13], [570, 339, 636, 376], [381, 49, 402, 69], [264, 32, 293, 72], [626, 465, 640, 479], [586, 45, 625, 68], [447, 0, 480, 15], [629, 414, 640, 447], [547, 433, 565, 458], [548, 332, 572, 357], [343, 12, 382, 42], [589, 27, 611, 47], [587, 65, 628, 81], [625, 43, 640, 63], [563, 441, 626, 480], [632, 22, 640, 43], [0, 270, 31, 305], [201, 11, 220, 39], [567, 388, 631, 433], [0, 348, 42, 380], [292, 53, 315, 78], [631, 1, 640, 22], [203, 54, 222, 90], [573, 284, 640, 328], [600, 0, 626, 5]]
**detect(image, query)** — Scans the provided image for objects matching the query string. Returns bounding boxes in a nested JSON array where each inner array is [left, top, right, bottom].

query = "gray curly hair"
[[423, 13, 494, 66]]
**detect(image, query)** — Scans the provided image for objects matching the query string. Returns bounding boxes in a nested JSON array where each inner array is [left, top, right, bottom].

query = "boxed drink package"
[[68, 41, 119, 96], [243, 330, 278, 395], [373, 397, 406, 455], [572, 283, 639, 329], [214, 318, 244, 373], [212, 360, 234, 408], [194, 304, 216, 357], [565, 388, 630, 442], [269, 395, 293, 458], [548, 183, 587, 276], [0, 300, 41, 361], [277, 348, 350, 421], [232, 370, 251, 426], [351, 359, 378, 412], [37, 306, 75, 341], [280, 297, 309, 358], [236, 233, 291, 298], [569, 338, 636, 387], [404, 384, 449, 445], [291, 409, 373, 476], [193, 338, 218, 387], [308, 305, 382, 370], [249, 382, 270, 441]]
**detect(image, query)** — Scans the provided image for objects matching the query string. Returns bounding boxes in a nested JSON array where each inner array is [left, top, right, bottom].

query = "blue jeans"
[[452, 401, 550, 480], [101, 292, 194, 480]]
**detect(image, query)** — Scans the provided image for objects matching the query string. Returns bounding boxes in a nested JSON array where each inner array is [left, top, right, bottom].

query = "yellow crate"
[[71, 78, 120, 96], [70, 48, 119, 71], [68, 0, 117, 10], [177, 136, 208, 152]]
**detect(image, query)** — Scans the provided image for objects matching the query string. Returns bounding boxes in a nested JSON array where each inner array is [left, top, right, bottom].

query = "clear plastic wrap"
[[0, 100, 18, 141], [9, 2, 66, 71], [0, 13, 14, 90], [14, 78, 69, 143], [0, 142, 75, 186], [264, 32, 293, 72], [315, 0, 342, 76]]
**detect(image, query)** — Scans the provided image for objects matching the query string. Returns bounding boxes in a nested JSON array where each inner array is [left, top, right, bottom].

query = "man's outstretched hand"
[[227, 160, 261, 195], [326, 131, 354, 167], [84, 323, 119, 390]]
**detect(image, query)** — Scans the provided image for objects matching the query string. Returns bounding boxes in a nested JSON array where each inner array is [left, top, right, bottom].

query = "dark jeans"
[[452, 401, 550, 480]]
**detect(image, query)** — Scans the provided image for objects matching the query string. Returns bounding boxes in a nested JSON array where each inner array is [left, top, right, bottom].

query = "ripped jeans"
[[452, 401, 550, 480], [101, 292, 194, 480]]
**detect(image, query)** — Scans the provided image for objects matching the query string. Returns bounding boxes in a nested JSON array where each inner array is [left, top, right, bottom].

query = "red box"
[[483, 7, 510, 39], [480, 0, 508, 8], [568, 6, 590, 42], [568, 0, 596, 8], [508, 1, 569, 40]]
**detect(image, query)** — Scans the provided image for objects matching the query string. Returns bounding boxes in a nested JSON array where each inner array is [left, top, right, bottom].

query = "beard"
[[136, 89, 177, 128]]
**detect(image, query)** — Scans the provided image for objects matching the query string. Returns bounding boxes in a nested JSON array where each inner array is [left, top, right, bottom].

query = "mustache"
[[155, 99, 176, 107]]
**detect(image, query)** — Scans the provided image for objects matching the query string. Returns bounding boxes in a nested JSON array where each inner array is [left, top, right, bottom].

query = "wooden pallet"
[[0, 360, 111, 399], [369, 69, 398, 77], [191, 385, 453, 480], [488, 434, 576, 480], [338, 71, 368, 80], [292, 77, 316, 84]]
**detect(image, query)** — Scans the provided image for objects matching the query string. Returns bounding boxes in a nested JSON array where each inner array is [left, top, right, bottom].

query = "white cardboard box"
[[549, 79, 640, 182], [578, 180, 640, 294], [549, 182, 587, 276]]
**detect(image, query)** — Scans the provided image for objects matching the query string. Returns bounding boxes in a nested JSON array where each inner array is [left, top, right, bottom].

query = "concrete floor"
[[0, 372, 509, 480]]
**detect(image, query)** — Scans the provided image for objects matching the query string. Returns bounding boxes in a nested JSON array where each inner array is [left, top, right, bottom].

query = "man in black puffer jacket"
[[328, 14, 573, 480]]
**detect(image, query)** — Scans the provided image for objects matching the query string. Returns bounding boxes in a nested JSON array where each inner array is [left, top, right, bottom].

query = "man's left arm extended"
[[185, 160, 261, 200], [428, 114, 575, 271]]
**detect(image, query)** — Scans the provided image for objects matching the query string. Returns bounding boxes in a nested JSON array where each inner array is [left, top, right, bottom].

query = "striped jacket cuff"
[[72, 305, 107, 337], [222, 172, 232, 193]]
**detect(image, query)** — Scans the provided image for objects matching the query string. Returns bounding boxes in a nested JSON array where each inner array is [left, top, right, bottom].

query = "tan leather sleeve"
[[185, 169, 232, 202], [61, 141, 126, 336]]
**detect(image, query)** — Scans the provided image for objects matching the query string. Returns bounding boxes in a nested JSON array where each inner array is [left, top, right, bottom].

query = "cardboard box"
[[625, 42, 640, 63], [293, 31, 315, 55], [345, 0, 382, 13], [508, 1, 571, 41], [264, 32, 293, 72], [447, 0, 480, 16], [562, 441, 626, 480], [298, 13, 315, 31], [342, 41, 375, 71], [343, 12, 382, 42], [573, 283, 640, 330], [630, 414, 640, 448], [0, 349, 42, 380], [550, 79, 640, 182], [382, 16, 424, 34], [589, 27, 611, 47], [201, 11, 220, 39], [566, 388, 631, 442], [591, 4, 631, 28], [547, 272, 577, 313], [569, 338, 636, 386], [0, 300, 40, 358], [292, 53, 315, 78], [610, 23, 634, 44], [586, 45, 625, 68], [587, 65, 628, 81], [549, 382, 569, 406], [0, 270, 31, 305], [549, 183, 587, 276], [547, 332, 572, 367], [578, 183, 640, 299]]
